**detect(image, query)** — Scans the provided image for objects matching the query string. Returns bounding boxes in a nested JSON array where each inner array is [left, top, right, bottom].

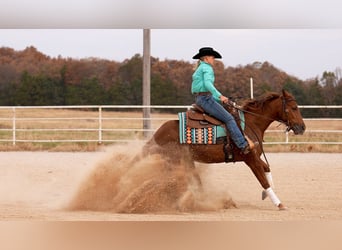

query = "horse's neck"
[[246, 113, 273, 133], [245, 104, 280, 134]]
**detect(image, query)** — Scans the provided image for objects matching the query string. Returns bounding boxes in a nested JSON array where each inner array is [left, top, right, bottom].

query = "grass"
[[0, 108, 176, 151], [0, 108, 340, 152]]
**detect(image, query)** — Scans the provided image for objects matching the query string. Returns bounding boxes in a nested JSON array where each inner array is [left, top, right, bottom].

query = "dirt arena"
[[0, 142, 341, 221]]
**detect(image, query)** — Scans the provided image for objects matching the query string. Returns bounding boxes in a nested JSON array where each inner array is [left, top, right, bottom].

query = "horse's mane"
[[241, 92, 281, 112]]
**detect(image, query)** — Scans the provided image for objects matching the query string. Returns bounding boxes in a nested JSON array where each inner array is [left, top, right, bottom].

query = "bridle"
[[281, 95, 297, 132]]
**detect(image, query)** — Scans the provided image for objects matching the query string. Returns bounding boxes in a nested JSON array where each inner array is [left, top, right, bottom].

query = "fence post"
[[12, 107, 16, 146], [285, 131, 289, 143], [143, 29, 152, 138], [98, 106, 102, 144], [250, 77, 254, 99]]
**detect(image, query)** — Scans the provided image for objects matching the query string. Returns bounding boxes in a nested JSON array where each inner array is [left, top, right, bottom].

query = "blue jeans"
[[196, 95, 247, 149]]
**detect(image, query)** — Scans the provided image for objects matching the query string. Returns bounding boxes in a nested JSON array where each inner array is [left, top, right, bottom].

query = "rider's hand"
[[220, 95, 229, 104]]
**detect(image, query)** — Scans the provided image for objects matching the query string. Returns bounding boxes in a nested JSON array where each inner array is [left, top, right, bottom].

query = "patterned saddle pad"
[[178, 112, 226, 144], [178, 110, 245, 145]]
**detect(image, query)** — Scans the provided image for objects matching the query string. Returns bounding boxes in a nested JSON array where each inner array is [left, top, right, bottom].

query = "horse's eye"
[[292, 106, 298, 111]]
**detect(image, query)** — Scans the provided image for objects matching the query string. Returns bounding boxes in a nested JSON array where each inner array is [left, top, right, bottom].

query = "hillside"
[[0, 46, 341, 117]]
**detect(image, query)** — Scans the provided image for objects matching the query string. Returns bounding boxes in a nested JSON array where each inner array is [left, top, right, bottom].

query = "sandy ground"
[[0, 145, 341, 221]]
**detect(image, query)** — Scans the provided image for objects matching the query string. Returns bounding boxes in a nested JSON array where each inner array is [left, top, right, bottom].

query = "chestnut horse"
[[143, 90, 306, 210]]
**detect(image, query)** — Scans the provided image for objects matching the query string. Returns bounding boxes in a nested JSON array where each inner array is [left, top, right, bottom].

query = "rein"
[[225, 95, 295, 129]]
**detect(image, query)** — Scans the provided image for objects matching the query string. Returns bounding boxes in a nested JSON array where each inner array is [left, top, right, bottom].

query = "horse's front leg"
[[245, 154, 287, 210], [259, 160, 287, 210], [260, 160, 274, 199], [261, 172, 274, 200]]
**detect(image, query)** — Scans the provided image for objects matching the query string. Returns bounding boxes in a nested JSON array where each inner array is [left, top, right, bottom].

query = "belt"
[[194, 92, 212, 96]]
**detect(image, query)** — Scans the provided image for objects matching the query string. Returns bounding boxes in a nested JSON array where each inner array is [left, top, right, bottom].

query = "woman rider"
[[191, 47, 253, 154]]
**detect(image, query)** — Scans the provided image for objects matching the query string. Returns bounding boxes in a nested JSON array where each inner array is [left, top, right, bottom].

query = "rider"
[[191, 47, 253, 154]]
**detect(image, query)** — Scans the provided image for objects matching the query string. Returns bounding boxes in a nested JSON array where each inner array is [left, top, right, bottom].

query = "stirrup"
[[242, 144, 251, 155]]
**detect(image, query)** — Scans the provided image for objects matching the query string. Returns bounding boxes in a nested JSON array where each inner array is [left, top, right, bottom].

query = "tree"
[[15, 71, 64, 105], [151, 74, 177, 105], [283, 79, 307, 104], [320, 71, 337, 106], [0, 64, 17, 105], [115, 54, 143, 104], [306, 79, 324, 105], [65, 77, 107, 105]]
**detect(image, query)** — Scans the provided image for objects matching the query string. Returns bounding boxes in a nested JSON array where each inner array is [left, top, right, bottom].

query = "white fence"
[[0, 105, 341, 146]]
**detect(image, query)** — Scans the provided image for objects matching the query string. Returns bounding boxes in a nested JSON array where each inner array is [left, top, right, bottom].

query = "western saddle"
[[186, 104, 224, 129]]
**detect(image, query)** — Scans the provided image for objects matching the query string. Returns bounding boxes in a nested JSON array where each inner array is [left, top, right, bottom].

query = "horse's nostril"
[[299, 124, 306, 133], [292, 124, 306, 135]]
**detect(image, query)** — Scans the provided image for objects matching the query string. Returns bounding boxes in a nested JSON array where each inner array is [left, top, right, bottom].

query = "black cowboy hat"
[[192, 47, 222, 59]]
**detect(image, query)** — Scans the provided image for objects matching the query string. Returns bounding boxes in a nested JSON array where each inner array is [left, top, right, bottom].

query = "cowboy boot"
[[245, 135, 255, 150]]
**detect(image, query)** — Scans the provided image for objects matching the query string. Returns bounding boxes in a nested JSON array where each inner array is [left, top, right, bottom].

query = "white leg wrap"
[[265, 187, 281, 207], [265, 172, 274, 188]]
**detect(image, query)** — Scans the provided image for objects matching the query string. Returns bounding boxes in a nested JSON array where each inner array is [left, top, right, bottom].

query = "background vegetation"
[[0, 46, 341, 118]]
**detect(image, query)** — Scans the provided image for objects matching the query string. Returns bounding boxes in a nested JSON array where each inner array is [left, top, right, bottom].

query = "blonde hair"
[[193, 56, 212, 70], [193, 59, 201, 70]]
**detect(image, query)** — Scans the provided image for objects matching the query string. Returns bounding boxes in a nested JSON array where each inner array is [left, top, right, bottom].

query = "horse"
[[142, 89, 306, 210]]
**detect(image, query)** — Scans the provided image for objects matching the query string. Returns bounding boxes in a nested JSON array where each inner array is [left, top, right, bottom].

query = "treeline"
[[0, 46, 341, 117]]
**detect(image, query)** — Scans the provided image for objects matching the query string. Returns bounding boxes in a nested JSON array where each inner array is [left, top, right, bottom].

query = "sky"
[[1, 0, 342, 80], [1, 29, 341, 80]]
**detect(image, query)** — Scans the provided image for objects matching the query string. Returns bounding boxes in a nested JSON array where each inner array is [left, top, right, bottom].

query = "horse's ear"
[[282, 89, 288, 97]]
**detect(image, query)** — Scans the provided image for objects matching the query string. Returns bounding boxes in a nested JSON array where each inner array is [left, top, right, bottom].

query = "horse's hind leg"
[[142, 138, 203, 188], [171, 145, 203, 189], [186, 158, 203, 191]]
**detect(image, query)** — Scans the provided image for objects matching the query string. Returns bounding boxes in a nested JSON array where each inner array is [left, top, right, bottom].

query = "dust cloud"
[[67, 141, 235, 213]]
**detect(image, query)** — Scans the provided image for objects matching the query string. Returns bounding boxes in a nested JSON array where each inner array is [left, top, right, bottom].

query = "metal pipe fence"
[[0, 105, 341, 145]]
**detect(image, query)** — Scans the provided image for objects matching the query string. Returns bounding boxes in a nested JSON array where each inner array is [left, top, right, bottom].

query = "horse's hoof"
[[177, 190, 195, 212], [278, 203, 288, 211]]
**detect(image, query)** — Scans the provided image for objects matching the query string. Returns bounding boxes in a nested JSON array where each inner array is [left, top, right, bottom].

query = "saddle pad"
[[238, 110, 245, 131], [178, 112, 226, 144]]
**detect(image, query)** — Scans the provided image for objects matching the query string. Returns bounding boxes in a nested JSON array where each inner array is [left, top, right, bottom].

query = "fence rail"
[[0, 105, 341, 146]]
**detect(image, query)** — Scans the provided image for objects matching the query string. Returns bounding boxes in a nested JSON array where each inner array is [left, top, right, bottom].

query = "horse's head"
[[279, 89, 306, 135]]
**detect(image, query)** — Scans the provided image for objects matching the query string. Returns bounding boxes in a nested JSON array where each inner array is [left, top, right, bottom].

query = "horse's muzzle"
[[291, 123, 306, 135]]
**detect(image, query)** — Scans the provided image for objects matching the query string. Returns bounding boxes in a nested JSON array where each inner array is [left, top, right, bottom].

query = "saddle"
[[185, 104, 235, 162], [186, 104, 224, 128]]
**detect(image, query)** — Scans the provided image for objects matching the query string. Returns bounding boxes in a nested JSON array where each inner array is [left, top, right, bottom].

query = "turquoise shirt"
[[191, 61, 222, 102]]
